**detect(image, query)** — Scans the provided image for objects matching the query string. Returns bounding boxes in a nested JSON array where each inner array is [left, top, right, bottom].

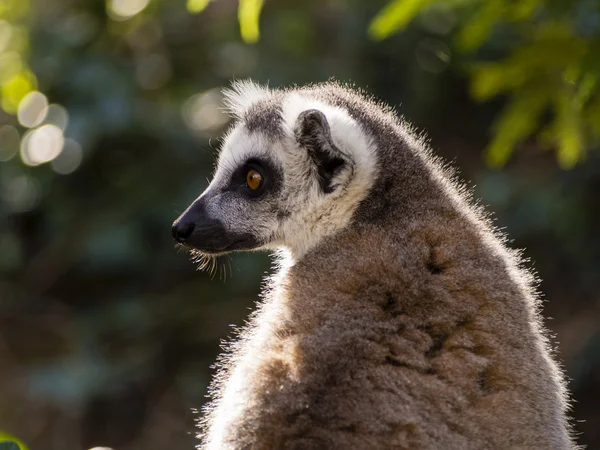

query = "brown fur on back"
[[199, 84, 576, 449]]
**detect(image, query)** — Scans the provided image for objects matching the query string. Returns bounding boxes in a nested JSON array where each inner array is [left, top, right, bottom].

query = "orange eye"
[[246, 169, 263, 191]]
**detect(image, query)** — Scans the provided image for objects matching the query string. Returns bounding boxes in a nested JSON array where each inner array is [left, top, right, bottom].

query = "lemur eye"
[[246, 169, 263, 191]]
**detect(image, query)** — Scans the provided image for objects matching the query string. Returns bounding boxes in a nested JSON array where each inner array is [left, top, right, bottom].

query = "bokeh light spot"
[[42, 104, 70, 130], [0, 20, 13, 53], [415, 38, 451, 74], [17, 90, 48, 128], [0, 125, 20, 161], [59, 12, 99, 46], [8, 24, 28, 53], [1, 70, 37, 113], [0, 173, 39, 213], [181, 89, 229, 135], [0, 51, 22, 84], [420, 4, 457, 36], [52, 138, 83, 175], [107, 0, 150, 21], [21, 124, 64, 166]]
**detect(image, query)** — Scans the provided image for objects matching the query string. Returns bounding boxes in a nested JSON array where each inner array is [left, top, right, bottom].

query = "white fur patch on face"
[[274, 92, 378, 258], [280, 93, 372, 164], [222, 79, 273, 120], [213, 126, 288, 189], [214, 127, 268, 182]]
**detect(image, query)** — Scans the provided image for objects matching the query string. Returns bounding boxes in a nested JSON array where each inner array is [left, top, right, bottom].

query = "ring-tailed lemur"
[[172, 81, 576, 449]]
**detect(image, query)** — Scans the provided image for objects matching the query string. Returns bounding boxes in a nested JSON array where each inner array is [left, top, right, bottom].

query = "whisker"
[[209, 256, 218, 280]]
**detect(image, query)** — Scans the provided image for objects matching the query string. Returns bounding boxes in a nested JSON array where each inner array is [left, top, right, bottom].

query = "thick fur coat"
[[175, 83, 576, 449]]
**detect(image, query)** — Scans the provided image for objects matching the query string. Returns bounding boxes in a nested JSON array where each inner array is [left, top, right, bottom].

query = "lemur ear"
[[294, 109, 353, 194]]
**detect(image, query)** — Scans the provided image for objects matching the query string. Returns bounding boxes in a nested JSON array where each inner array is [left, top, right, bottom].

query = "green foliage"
[[2, 0, 598, 168], [485, 90, 548, 167], [455, 0, 505, 52], [238, 0, 264, 44], [369, 0, 600, 168], [369, 0, 433, 40], [0, 0, 37, 113], [158, 0, 600, 168], [187, 0, 264, 44]]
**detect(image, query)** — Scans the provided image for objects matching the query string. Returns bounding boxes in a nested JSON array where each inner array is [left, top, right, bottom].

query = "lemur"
[[172, 81, 576, 449]]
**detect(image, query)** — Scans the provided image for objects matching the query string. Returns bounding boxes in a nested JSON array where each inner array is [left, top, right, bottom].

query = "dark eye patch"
[[227, 156, 281, 198]]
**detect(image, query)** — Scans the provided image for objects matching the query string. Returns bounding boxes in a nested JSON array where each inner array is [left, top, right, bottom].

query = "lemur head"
[[172, 81, 377, 259]]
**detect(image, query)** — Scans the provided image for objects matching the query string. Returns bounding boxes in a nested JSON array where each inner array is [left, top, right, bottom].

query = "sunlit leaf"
[[554, 91, 582, 169], [507, 0, 539, 21], [485, 91, 549, 167], [0, 0, 30, 21], [556, 130, 581, 169], [0, 52, 23, 84], [7, 25, 29, 54], [519, 25, 586, 65], [470, 29, 586, 101], [471, 63, 507, 100], [238, 0, 264, 44], [456, 0, 503, 51], [368, 0, 432, 41], [0, 70, 37, 114], [186, 0, 212, 14], [574, 72, 597, 109], [470, 63, 528, 101]]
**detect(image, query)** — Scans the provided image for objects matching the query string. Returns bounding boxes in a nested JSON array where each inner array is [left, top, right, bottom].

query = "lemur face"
[[172, 84, 376, 259], [171, 126, 287, 255]]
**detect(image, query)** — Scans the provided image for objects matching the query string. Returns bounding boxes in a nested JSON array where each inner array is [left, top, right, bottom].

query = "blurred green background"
[[0, 0, 599, 449]]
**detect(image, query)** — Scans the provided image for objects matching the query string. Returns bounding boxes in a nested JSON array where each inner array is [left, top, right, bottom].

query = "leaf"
[[186, 0, 212, 14], [0, 69, 37, 114], [368, 0, 432, 41], [238, 0, 264, 44], [554, 90, 582, 169], [0, 52, 23, 85], [573, 72, 597, 109], [470, 62, 527, 101], [0, 0, 31, 21], [556, 128, 581, 169], [485, 91, 549, 167], [456, 0, 504, 51], [507, 30, 587, 73], [470, 63, 507, 101], [507, 0, 539, 21]]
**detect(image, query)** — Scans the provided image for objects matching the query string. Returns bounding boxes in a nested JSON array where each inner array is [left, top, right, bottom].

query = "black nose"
[[172, 221, 195, 243]]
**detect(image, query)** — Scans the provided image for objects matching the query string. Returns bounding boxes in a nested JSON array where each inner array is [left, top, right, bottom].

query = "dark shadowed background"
[[0, 0, 599, 449]]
